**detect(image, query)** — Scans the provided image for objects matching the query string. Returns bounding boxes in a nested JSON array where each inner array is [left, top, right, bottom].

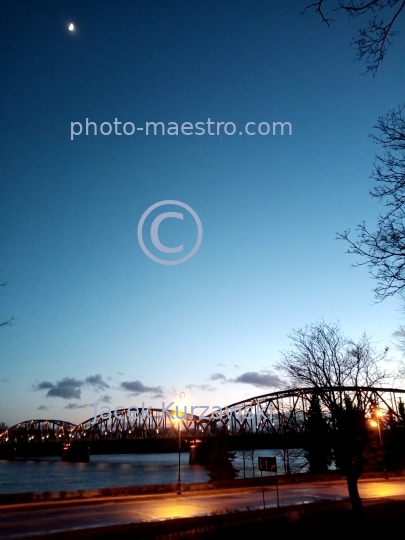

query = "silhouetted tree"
[[332, 397, 369, 516], [383, 400, 405, 470], [205, 429, 239, 482], [305, 394, 331, 474], [278, 320, 388, 519]]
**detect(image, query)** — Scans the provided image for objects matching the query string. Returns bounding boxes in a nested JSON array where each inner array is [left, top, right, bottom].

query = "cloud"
[[151, 393, 165, 399], [210, 373, 227, 381], [120, 380, 163, 396], [32, 377, 83, 399], [209, 370, 282, 388], [85, 374, 110, 391], [35, 381, 54, 390], [64, 403, 92, 410], [32, 374, 112, 400], [38, 405, 49, 411], [99, 394, 112, 404], [186, 384, 215, 392], [232, 371, 283, 389]]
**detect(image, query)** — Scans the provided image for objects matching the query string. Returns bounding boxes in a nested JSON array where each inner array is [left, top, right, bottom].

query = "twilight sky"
[[1, 1, 404, 427]]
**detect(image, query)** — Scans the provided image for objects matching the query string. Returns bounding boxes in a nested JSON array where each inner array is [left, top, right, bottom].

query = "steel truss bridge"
[[1, 386, 405, 446]]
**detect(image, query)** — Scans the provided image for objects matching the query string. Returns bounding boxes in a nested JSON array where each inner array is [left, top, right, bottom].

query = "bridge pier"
[[0, 445, 16, 460], [189, 439, 211, 464], [61, 443, 90, 462]]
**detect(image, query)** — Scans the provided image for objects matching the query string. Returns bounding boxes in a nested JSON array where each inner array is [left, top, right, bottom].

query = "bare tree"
[[248, 449, 256, 477], [304, 0, 405, 74], [338, 105, 405, 302], [236, 448, 251, 478], [279, 321, 387, 390], [278, 320, 388, 518], [273, 447, 308, 475]]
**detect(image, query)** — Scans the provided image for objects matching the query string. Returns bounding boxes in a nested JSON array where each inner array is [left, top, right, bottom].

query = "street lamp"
[[370, 407, 388, 479], [177, 392, 185, 495]]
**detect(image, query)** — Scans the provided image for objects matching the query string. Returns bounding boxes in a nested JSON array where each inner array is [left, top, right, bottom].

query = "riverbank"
[[1, 470, 402, 507]]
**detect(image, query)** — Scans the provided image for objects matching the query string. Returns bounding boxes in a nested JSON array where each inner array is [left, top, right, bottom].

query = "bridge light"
[[369, 419, 378, 427]]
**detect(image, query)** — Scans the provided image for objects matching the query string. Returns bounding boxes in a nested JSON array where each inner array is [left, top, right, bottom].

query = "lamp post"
[[370, 408, 388, 479], [177, 392, 185, 495]]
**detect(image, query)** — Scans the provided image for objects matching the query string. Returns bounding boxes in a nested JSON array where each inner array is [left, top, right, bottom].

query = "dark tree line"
[[204, 428, 239, 482]]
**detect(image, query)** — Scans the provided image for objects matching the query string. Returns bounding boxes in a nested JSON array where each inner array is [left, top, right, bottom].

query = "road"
[[1, 478, 405, 539]]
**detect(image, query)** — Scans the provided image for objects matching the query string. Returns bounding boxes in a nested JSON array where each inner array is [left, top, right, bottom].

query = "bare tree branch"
[[304, 0, 405, 74], [302, 0, 334, 24], [0, 282, 13, 328], [278, 321, 388, 399], [338, 105, 405, 302]]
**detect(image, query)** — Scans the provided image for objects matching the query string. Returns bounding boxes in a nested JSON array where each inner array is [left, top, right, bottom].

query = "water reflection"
[[0, 451, 281, 495]]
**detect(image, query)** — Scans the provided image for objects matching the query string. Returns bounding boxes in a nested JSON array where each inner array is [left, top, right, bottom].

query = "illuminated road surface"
[[1, 479, 405, 539]]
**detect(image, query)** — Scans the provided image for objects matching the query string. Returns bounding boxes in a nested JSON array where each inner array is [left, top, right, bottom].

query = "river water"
[[0, 451, 284, 495]]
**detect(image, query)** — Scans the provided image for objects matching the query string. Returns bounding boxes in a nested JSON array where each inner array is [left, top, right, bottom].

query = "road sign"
[[258, 456, 277, 472], [258, 456, 279, 509]]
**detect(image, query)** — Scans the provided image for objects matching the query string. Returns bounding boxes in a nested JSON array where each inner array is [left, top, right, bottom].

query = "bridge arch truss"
[[2, 387, 405, 444], [0, 420, 77, 444]]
